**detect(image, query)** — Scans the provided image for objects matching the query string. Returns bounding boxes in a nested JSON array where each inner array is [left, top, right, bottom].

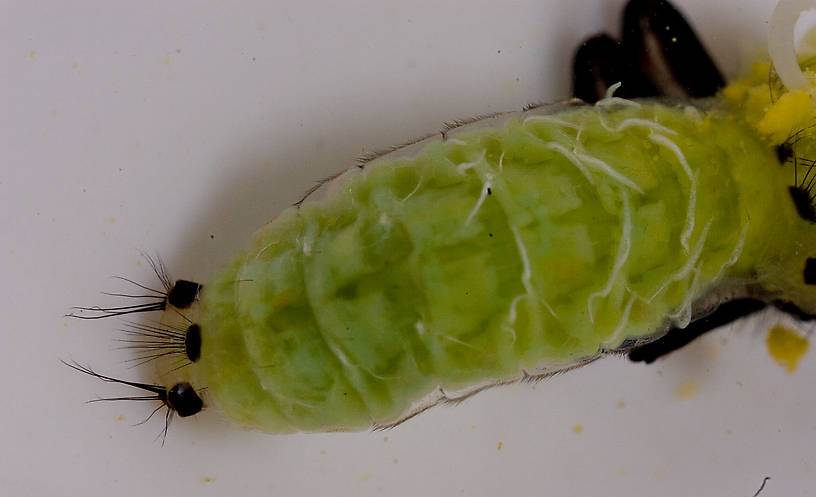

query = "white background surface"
[[2, 0, 814, 496]]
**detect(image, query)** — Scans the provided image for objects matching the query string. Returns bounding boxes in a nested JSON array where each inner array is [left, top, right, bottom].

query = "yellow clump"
[[757, 90, 814, 144], [766, 325, 810, 373], [722, 62, 770, 105], [721, 60, 816, 145]]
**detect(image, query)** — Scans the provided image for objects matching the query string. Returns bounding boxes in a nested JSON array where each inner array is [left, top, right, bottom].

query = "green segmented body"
[[187, 99, 802, 433]]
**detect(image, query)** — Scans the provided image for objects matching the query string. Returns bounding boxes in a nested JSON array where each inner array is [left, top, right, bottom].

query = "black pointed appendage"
[[789, 186, 816, 223], [622, 0, 725, 98], [184, 324, 202, 362], [571, 0, 724, 102], [572, 34, 658, 103], [62, 360, 168, 400], [68, 254, 202, 320], [167, 382, 203, 417], [772, 300, 816, 321], [776, 143, 794, 164], [628, 299, 767, 364], [63, 360, 204, 441], [167, 279, 202, 309], [116, 321, 202, 370], [805, 258, 816, 285]]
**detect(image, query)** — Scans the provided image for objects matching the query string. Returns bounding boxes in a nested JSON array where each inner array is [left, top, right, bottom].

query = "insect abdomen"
[[197, 102, 783, 432]]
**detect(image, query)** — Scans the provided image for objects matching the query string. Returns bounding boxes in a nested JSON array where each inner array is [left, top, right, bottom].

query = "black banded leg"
[[772, 300, 816, 321], [628, 299, 768, 364], [572, 0, 725, 103], [572, 34, 658, 103], [622, 0, 725, 98]]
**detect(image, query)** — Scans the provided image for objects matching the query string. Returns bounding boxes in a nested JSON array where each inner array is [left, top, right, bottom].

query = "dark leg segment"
[[572, 0, 725, 102], [628, 299, 767, 364], [622, 0, 725, 98], [572, 34, 658, 103]]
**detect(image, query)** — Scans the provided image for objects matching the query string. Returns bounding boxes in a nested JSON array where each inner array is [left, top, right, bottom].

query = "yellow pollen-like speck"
[[29, 50, 36, 59], [497, 441, 503, 451], [674, 379, 700, 400], [572, 424, 584, 434], [766, 325, 810, 374], [360, 473, 371, 483], [203, 477, 214, 483], [616, 400, 625, 409]]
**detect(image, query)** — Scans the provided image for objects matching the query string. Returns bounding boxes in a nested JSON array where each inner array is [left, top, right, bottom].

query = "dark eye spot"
[[167, 279, 202, 308], [167, 382, 203, 417], [776, 143, 793, 164], [185, 324, 202, 362], [788, 186, 816, 223], [805, 258, 816, 285]]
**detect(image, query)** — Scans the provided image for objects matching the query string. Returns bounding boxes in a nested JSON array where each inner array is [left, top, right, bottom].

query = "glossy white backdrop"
[[2, 1, 813, 496]]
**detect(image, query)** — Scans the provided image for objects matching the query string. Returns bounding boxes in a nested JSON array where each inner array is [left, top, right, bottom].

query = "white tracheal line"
[[587, 190, 632, 322], [710, 223, 749, 283], [512, 226, 536, 298], [647, 220, 713, 303], [668, 265, 704, 328], [606, 293, 638, 346], [616, 118, 678, 136], [464, 173, 494, 227], [401, 177, 422, 202], [595, 83, 642, 109], [503, 227, 545, 342], [522, 115, 643, 192], [543, 142, 595, 185], [540, 298, 558, 318], [523, 115, 583, 129], [442, 334, 479, 350], [415, 321, 426, 336], [505, 295, 525, 325], [331, 340, 401, 381], [598, 114, 679, 136], [457, 150, 487, 175], [605, 82, 623, 99], [501, 296, 520, 343], [251, 238, 280, 262], [447, 138, 468, 146], [649, 133, 697, 252], [329, 343, 354, 370], [498, 151, 505, 172], [574, 152, 643, 193], [664, 221, 748, 326], [595, 97, 642, 109]]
